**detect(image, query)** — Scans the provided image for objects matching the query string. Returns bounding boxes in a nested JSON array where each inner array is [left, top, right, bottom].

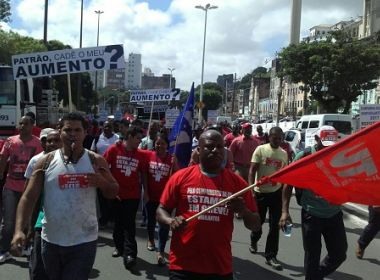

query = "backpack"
[[294, 146, 312, 205]]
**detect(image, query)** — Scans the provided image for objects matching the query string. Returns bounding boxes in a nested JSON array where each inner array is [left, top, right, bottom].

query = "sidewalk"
[[343, 203, 369, 221]]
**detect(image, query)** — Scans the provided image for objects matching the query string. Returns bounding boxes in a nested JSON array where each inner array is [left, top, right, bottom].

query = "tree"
[[279, 31, 380, 113], [195, 82, 223, 119], [0, 0, 11, 23]]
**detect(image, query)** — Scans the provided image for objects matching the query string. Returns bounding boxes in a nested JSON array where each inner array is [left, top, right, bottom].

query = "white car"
[[284, 128, 304, 155]]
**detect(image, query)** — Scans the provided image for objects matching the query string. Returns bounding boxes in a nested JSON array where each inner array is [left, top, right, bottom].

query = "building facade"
[[126, 53, 142, 89]]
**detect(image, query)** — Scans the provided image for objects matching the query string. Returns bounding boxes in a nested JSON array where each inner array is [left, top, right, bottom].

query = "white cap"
[[315, 125, 338, 146], [39, 128, 55, 140]]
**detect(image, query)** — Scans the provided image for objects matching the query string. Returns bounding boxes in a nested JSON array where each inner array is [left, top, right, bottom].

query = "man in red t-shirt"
[[157, 130, 261, 279], [0, 116, 42, 262], [229, 123, 259, 182], [103, 125, 148, 270]]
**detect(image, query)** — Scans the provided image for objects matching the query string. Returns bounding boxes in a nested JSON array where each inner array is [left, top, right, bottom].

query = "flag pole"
[[185, 182, 258, 222]]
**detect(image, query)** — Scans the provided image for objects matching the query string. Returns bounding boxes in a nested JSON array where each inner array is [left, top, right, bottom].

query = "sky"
[[3, 0, 363, 90]]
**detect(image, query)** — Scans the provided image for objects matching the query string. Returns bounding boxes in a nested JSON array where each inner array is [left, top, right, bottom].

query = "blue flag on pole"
[[169, 83, 195, 168]]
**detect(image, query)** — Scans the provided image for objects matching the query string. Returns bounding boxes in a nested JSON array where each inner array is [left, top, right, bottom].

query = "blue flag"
[[169, 83, 195, 168]]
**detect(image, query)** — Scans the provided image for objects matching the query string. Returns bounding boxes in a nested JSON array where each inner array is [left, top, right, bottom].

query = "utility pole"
[[231, 73, 237, 117]]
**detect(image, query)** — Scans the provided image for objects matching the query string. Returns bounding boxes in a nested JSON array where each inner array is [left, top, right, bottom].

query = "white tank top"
[[41, 149, 98, 246]]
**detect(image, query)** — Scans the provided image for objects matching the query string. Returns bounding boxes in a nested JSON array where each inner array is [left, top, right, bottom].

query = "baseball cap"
[[40, 128, 55, 140], [315, 125, 338, 146], [241, 122, 252, 129]]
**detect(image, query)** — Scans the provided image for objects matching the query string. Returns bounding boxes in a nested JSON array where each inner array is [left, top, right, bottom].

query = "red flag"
[[267, 121, 380, 205]]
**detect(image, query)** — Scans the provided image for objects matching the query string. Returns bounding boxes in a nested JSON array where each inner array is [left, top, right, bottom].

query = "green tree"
[[279, 31, 380, 113], [0, 0, 11, 22], [195, 82, 223, 120]]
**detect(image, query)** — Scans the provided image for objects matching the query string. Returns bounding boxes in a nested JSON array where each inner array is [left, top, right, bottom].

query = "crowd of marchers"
[[0, 113, 379, 280]]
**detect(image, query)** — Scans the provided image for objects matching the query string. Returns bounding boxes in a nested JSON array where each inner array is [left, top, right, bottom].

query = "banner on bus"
[[11, 44, 125, 80], [143, 104, 168, 113], [130, 88, 181, 103]]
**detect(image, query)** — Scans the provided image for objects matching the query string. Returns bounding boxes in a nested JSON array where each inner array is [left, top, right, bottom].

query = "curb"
[[343, 203, 369, 221]]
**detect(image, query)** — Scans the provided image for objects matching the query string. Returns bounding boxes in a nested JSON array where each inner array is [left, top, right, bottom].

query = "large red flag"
[[266, 121, 380, 205]]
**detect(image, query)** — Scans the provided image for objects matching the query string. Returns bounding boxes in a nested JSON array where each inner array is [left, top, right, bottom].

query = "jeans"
[[302, 209, 347, 280], [358, 206, 380, 250], [146, 201, 170, 253], [250, 188, 282, 259], [169, 270, 233, 280], [29, 228, 49, 280], [0, 188, 22, 252], [41, 239, 97, 280], [112, 199, 140, 259]]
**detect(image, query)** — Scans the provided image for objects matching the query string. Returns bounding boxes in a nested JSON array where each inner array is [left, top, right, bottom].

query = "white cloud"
[[7, 0, 362, 89]]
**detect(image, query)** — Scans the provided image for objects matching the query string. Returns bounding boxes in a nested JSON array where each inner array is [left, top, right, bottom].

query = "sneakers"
[[0, 251, 12, 263], [249, 243, 257, 254], [266, 257, 283, 271], [356, 244, 365, 259], [124, 255, 136, 270], [147, 241, 156, 251], [112, 249, 122, 258]]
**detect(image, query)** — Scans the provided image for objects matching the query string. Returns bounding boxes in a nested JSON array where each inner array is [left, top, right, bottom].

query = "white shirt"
[[91, 133, 119, 155]]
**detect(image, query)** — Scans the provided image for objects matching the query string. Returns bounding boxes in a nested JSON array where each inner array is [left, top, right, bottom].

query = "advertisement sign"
[[12, 44, 125, 79], [360, 104, 380, 129]]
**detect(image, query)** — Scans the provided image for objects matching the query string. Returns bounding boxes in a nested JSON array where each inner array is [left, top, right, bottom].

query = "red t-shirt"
[[224, 133, 236, 148], [160, 165, 257, 275], [146, 151, 174, 202], [0, 135, 42, 192], [103, 144, 148, 199]]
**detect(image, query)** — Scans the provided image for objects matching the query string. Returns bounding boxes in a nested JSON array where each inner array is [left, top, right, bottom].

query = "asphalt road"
[[0, 199, 379, 280]]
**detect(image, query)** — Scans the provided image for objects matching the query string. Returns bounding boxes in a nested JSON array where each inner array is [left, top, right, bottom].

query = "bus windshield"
[[0, 66, 16, 106]]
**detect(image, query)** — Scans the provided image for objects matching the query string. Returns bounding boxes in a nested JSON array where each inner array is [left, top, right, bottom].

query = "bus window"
[[309, 120, 319, 128], [0, 66, 16, 105]]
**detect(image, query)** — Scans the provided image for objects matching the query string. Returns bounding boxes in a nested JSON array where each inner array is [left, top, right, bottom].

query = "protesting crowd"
[[0, 111, 379, 280]]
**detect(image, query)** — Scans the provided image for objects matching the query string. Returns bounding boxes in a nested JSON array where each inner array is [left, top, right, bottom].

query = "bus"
[[0, 64, 36, 137]]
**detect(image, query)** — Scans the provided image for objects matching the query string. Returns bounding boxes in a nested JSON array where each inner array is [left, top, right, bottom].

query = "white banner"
[[165, 109, 180, 128], [360, 104, 380, 129], [130, 88, 181, 102], [207, 110, 218, 124], [12, 44, 125, 80]]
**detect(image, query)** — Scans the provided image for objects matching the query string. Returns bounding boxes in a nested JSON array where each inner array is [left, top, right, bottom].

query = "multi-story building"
[[106, 68, 125, 90], [141, 74, 176, 89], [361, 0, 380, 38], [126, 53, 142, 89]]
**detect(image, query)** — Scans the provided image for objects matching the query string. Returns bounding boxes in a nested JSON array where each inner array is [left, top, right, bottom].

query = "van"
[[295, 114, 353, 149], [296, 114, 352, 136], [216, 116, 232, 124]]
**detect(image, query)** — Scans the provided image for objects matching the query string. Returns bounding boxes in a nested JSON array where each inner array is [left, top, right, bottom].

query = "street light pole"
[[168, 67, 175, 89], [195, 3, 217, 124], [94, 10, 104, 93]]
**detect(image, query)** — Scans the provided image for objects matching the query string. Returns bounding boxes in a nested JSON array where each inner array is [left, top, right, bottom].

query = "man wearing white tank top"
[[11, 112, 119, 280]]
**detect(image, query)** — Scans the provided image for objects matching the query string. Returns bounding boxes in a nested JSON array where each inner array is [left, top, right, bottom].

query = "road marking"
[[346, 211, 367, 227], [345, 203, 369, 214]]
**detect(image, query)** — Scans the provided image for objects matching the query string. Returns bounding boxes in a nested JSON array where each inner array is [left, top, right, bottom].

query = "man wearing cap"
[[280, 126, 347, 280], [23, 128, 61, 280], [229, 122, 259, 182]]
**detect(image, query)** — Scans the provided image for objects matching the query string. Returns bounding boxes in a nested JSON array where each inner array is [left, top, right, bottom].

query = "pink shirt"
[[0, 135, 42, 192], [229, 135, 259, 166]]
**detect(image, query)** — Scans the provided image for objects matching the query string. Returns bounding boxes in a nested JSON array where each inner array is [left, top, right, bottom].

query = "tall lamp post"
[[94, 10, 104, 93], [168, 67, 175, 89], [195, 3, 217, 123]]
